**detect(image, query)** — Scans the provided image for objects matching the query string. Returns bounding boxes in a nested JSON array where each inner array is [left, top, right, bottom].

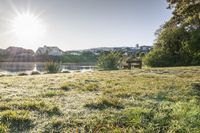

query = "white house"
[[36, 45, 64, 56]]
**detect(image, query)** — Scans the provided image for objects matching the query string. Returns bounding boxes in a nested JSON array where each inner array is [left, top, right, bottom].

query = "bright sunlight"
[[12, 12, 46, 41]]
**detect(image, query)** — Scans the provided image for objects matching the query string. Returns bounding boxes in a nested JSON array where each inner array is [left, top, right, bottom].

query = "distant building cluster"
[[0, 44, 152, 62], [80, 44, 152, 55]]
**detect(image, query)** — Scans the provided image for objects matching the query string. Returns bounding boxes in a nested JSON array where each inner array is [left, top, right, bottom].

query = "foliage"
[[45, 61, 61, 73], [144, 0, 200, 67], [166, 0, 200, 29], [97, 52, 122, 70], [143, 49, 176, 67]]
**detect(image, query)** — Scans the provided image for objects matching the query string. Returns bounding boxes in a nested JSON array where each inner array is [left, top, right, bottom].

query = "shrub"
[[144, 26, 200, 67], [143, 49, 178, 67], [97, 52, 121, 70], [45, 61, 61, 73]]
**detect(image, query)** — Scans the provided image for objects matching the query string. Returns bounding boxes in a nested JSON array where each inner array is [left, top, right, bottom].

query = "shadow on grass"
[[84, 97, 124, 110], [0, 110, 33, 132], [0, 100, 62, 116]]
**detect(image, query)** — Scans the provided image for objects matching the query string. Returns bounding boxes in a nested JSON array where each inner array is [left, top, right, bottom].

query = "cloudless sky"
[[0, 0, 172, 51]]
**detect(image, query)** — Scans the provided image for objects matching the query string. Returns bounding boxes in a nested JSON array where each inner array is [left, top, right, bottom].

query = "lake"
[[0, 62, 96, 74]]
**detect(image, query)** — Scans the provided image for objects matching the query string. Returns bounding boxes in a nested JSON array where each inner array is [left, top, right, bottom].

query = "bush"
[[144, 24, 200, 67], [45, 61, 61, 73], [143, 49, 178, 67], [97, 52, 121, 70]]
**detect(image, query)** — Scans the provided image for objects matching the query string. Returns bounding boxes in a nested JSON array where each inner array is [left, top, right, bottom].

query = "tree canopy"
[[144, 0, 200, 67]]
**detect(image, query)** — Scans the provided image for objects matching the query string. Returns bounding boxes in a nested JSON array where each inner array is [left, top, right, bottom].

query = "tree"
[[166, 0, 200, 30], [144, 0, 200, 67]]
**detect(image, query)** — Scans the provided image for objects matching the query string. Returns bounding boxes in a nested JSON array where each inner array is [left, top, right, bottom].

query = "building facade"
[[36, 45, 64, 56]]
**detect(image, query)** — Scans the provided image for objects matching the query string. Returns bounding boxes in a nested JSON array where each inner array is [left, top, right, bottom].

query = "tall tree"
[[144, 0, 200, 67]]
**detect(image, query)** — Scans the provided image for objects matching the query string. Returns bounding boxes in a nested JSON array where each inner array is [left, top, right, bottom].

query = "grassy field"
[[0, 67, 200, 132]]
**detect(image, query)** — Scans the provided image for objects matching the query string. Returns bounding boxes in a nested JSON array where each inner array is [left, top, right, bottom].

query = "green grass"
[[85, 97, 124, 110], [44, 118, 67, 133], [0, 66, 200, 132], [0, 124, 9, 133], [41, 90, 65, 97], [60, 82, 81, 91], [0, 110, 33, 132], [82, 83, 99, 91]]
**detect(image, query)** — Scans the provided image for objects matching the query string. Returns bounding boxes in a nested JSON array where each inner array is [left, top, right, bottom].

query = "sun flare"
[[12, 12, 46, 41]]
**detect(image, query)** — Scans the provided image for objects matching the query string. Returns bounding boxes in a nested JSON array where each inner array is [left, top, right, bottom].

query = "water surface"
[[0, 62, 96, 74]]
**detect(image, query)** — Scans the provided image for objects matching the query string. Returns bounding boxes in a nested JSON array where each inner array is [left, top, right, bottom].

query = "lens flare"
[[12, 12, 46, 41]]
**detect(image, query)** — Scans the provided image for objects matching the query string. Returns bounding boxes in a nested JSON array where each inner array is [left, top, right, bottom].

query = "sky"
[[0, 0, 172, 51]]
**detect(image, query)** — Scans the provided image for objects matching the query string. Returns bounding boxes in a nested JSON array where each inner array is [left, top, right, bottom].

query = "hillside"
[[0, 67, 200, 132]]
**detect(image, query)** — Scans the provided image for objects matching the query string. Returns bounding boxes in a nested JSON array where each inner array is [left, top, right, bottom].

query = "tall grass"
[[45, 61, 61, 73]]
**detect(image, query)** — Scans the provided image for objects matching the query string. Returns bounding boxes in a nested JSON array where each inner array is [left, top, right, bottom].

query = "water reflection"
[[0, 62, 96, 73]]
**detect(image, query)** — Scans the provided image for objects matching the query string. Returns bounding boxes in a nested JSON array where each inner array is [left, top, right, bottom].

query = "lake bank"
[[0, 66, 200, 132], [0, 62, 97, 75]]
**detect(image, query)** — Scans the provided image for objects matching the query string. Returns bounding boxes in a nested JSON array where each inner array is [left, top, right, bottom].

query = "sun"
[[12, 12, 46, 41]]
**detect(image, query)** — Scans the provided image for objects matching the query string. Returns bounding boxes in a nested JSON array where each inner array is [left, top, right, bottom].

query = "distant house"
[[36, 45, 64, 56], [139, 46, 152, 53]]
